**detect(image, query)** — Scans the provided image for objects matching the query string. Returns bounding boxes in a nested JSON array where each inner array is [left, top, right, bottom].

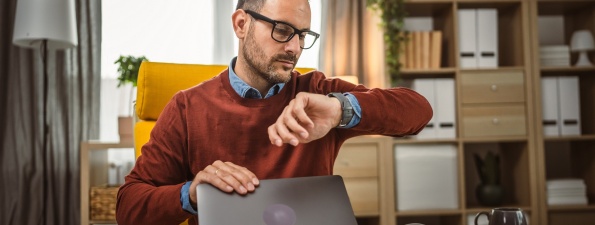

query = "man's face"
[[242, 0, 312, 84]]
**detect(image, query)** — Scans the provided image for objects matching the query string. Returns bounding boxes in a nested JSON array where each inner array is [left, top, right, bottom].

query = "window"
[[101, 0, 322, 141]]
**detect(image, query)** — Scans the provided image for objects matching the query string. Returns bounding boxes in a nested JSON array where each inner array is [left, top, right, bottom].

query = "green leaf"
[[114, 55, 148, 87]]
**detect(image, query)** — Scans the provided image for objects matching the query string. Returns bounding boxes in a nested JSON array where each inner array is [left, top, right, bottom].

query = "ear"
[[232, 9, 250, 39]]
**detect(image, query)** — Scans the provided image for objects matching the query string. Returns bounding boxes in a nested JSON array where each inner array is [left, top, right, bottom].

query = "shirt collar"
[[229, 57, 285, 99]]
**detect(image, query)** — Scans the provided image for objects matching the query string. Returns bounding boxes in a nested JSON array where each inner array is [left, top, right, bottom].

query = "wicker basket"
[[90, 186, 119, 221]]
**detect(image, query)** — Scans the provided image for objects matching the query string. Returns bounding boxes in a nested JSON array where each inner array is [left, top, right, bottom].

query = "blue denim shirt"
[[180, 57, 362, 214]]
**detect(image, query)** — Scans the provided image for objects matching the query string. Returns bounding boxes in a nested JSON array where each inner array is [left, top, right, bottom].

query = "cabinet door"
[[461, 71, 525, 104], [334, 141, 379, 215], [462, 104, 527, 137]]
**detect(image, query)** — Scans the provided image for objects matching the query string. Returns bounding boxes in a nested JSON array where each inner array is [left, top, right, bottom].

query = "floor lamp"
[[12, 0, 78, 216]]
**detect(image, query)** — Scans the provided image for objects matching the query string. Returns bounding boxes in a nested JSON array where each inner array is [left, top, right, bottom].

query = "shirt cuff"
[[181, 181, 198, 215], [343, 93, 361, 129]]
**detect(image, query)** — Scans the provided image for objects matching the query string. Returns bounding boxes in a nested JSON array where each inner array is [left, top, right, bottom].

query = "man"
[[116, 0, 432, 224]]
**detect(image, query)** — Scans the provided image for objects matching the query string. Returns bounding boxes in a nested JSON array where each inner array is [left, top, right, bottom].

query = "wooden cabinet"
[[334, 136, 392, 225], [80, 141, 134, 225], [529, 0, 595, 224], [367, 0, 539, 225], [344, 0, 595, 225]]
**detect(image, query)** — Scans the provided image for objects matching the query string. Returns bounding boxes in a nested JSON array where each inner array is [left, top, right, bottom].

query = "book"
[[430, 31, 443, 69]]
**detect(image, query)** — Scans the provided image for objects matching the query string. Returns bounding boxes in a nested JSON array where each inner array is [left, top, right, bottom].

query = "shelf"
[[393, 138, 459, 144], [356, 212, 381, 217], [396, 213, 462, 225], [404, 0, 454, 3], [544, 134, 595, 142], [459, 66, 525, 73], [465, 206, 532, 214], [463, 142, 532, 208], [461, 136, 527, 143], [89, 220, 117, 224], [395, 209, 461, 216], [541, 66, 595, 73], [537, 1, 595, 16], [401, 67, 457, 77], [548, 204, 595, 212]]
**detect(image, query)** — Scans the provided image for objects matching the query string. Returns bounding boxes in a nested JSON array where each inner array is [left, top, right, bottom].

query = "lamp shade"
[[570, 30, 595, 52], [13, 0, 78, 49]]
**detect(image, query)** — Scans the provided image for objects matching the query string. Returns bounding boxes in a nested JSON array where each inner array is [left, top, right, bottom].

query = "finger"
[[196, 169, 233, 193], [289, 99, 313, 137], [226, 162, 260, 186], [273, 106, 300, 146], [268, 125, 283, 147], [220, 161, 255, 191], [213, 161, 253, 194], [274, 116, 300, 146]]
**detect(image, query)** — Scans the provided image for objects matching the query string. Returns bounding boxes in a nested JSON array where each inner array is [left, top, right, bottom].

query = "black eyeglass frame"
[[244, 10, 320, 49]]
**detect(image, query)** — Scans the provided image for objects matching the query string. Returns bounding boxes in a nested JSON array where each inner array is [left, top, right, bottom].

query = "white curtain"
[[319, 0, 387, 88]]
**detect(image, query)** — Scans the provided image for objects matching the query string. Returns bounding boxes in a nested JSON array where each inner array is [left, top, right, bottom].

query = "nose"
[[284, 34, 301, 54]]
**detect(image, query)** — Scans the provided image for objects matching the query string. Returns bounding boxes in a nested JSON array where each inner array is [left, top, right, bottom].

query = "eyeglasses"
[[245, 10, 320, 50]]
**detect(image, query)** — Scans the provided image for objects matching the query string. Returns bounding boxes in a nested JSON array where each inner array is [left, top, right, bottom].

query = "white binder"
[[541, 77, 560, 136], [412, 79, 437, 139], [477, 9, 498, 68], [435, 78, 456, 139], [458, 9, 477, 68], [558, 76, 581, 136]]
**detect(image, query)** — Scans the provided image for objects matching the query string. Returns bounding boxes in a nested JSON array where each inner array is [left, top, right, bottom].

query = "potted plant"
[[366, 0, 407, 86], [474, 152, 505, 206], [114, 55, 148, 144]]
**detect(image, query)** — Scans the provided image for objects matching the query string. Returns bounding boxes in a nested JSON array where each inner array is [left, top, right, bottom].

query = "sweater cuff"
[[343, 93, 361, 128], [181, 181, 198, 215]]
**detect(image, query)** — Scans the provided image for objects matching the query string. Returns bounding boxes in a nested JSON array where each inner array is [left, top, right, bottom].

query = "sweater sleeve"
[[116, 92, 193, 225], [348, 87, 433, 137], [303, 71, 432, 138]]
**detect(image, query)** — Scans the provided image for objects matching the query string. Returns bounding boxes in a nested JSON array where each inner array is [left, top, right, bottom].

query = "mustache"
[[272, 53, 297, 64]]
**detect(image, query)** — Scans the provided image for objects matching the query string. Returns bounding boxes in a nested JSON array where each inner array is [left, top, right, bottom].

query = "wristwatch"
[[327, 92, 355, 127]]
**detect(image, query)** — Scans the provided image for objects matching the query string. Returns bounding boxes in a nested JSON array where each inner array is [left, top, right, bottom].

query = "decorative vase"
[[118, 116, 133, 144], [476, 183, 504, 206]]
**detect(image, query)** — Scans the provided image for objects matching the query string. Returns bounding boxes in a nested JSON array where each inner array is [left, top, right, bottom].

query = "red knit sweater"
[[116, 70, 432, 225]]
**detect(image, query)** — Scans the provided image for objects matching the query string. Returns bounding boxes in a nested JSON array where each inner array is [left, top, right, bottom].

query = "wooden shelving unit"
[[342, 0, 539, 225], [80, 141, 134, 225], [342, 0, 595, 224], [389, 0, 536, 225], [530, 0, 595, 224]]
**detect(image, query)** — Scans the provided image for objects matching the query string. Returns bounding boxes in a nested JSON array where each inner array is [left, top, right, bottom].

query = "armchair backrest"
[[134, 62, 228, 157]]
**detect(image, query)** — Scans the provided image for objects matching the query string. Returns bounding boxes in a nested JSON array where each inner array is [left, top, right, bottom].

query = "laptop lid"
[[196, 175, 358, 225]]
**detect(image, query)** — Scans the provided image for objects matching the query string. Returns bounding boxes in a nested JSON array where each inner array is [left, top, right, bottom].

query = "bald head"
[[236, 0, 266, 12]]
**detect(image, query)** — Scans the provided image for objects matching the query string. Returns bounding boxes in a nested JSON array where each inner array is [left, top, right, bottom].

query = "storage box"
[[395, 144, 459, 211], [90, 186, 118, 221]]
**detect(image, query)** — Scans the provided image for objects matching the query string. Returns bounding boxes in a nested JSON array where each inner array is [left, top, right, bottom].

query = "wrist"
[[329, 97, 342, 127]]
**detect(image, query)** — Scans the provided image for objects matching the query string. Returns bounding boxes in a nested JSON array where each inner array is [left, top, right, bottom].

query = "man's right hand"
[[189, 160, 260, 206]]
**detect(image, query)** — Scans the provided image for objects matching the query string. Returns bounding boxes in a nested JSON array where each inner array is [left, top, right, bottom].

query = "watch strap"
[[327, 92, 355, 127]]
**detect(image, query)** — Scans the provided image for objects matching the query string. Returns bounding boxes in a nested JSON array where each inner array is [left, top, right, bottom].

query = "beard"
[[242, 25, 298, 84]]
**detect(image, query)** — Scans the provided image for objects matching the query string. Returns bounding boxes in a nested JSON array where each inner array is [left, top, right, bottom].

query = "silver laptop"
[[196, 175, 358, 225]]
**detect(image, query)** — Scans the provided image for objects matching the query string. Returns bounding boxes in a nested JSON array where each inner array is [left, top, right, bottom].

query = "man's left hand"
[[268, 92, 342, 147]]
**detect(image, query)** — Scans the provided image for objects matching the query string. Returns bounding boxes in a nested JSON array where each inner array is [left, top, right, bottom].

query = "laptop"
[[196, 175, 358, 225]]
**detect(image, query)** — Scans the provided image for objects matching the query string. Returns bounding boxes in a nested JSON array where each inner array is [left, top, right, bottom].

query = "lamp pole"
[[41, 39, 48, 158], [12, 0, 78, 222]]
